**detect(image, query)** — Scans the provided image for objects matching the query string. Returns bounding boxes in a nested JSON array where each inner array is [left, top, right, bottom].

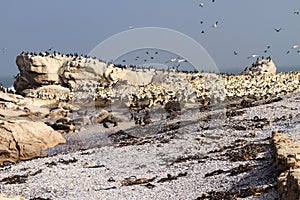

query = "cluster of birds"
[[198, 1, 218, 34], [121, 50, 159, 64], [121, 2, 299, 73], [198, 1, 300, 60]]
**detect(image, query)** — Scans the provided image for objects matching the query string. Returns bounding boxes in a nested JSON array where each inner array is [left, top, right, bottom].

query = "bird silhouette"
[[274, 28, 282, 32], [233, 51, 238, 55], [286, 45, 300, 54], [213, 21, 218, 28], [294, 11, 299, 15]]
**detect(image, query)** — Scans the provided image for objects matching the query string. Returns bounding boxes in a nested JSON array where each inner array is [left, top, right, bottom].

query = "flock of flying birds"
[[197, 1, 300, 59], [124, 1, 300, 69]]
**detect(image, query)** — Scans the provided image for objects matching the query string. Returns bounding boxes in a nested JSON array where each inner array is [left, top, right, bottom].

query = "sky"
[[0, 0, 299, 84]]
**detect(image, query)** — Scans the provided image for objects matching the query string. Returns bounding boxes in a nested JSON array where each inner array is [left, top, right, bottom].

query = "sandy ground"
[[0, 93, 299, 200]]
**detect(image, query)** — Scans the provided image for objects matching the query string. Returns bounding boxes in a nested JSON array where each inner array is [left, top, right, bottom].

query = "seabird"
[[267, 46, 271, 49], [199, 3, 204, 7], [165, 57, 179, 63], [286, 45, 300, 54], [177, 59, 187, 63], [247, 54, 260, 59], [200, 21, 204, 24], [264, 50, 268, 53], [212, 21, 218, 28], [274, 28, 282, 32], [233, 51, 238, 55], [294, 11, 299, 15], [201, 30, 205, 34], [47, 47, 53, 51]]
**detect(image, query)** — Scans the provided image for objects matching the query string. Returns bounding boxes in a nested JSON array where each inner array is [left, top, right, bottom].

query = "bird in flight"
[[199, 3, 204, 7], [212, 21, 218, 28], [177, 59, 187, 63], [286, 45, 300, 54], [201, 30, 205, 34], [247, 54, 259, 59], [2, 48, 7, 53], [233, 51, 238, 56], [165, 57, 179, 63], [274, 28, 282, 32], [294, 11, 299, 15]]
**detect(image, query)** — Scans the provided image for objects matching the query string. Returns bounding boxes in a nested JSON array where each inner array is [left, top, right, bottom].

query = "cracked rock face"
[[0, 91, 66, 165], [273, 131, 300, 200]]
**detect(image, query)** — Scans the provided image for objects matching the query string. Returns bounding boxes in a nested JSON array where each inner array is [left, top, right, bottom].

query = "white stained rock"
[[242, 59, 277, 75]]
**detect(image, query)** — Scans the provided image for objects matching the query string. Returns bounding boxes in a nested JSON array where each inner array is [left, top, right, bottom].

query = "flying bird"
[[286, 45, 300, 54], [165, 58, 178, 63], [212, 21, 218, 28], [294, 11, 299, 15], [199, 3, 204, 7], [200, 21, 204, 24], [201, 30, 205, 34], [177, 59, 187, 63], [247, 54, 260, 59], [274, 28, 282, 32], [1, 48, 6, 54], [233, 51, 238, 55]]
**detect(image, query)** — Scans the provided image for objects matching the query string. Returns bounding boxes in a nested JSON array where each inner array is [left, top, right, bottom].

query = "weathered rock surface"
[[0, 195, 26, 200], [273, 131, 300, 200], [0, 119, 66, 165], [0, 91, 65, 165], [241, 58, 277, 75]]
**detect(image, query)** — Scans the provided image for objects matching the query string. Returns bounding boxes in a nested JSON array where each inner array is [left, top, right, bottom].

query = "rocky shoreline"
[[0, 52, 299, 199]]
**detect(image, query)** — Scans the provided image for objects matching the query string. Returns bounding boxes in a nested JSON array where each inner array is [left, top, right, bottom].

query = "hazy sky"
[[0, 0, 299, 80]]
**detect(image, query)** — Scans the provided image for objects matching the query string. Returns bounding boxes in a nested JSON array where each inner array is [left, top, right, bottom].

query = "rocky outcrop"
[[241, 58, 276, 75], [0, 120, 65, 165], [0, 91, 65, 165], [272, 131, 300, 200]]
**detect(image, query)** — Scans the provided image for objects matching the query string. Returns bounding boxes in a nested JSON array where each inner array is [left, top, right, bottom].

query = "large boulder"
[[0, 120, 65, 164]]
